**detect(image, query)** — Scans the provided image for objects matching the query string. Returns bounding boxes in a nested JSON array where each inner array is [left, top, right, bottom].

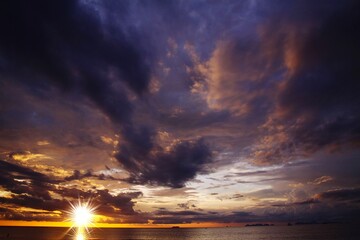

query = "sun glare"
[[68, 199, 96, 229], [74, 206, 92, 227]]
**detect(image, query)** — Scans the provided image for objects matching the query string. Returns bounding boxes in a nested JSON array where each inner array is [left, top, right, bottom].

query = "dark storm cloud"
[[317, 188, 360, 202], [194, 1, 356, 167], [0, 0, 146, 129], [0, 160, 69, 220], [0, 0, 214, 188], [278, 1, 360, 145], [253, 0, 360, 164], [83, 189, 142, 216], [116, 138, 212, 188], [0, 160, 54, 183], [0, 194, 68, 212], [0, 160, 56, 199]]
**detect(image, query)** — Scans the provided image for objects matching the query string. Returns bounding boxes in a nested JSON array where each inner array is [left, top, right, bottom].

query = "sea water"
[[0, 224, 360, 240]]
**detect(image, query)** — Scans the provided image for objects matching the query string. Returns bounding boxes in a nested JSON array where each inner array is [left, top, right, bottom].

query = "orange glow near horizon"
[[0, 220, 245, 228], [0, 200, 245, 229]]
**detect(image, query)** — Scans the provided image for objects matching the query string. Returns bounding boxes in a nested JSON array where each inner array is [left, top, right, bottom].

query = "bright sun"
[[73, 205, 93, 227], [69, 200, 95, 228]]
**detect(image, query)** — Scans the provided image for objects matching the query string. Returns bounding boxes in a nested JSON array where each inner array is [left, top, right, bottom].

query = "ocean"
[[0, 224, 360, 240]]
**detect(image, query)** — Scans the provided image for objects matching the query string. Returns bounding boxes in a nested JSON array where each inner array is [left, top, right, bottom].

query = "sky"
[[0, 0, 360, 227]]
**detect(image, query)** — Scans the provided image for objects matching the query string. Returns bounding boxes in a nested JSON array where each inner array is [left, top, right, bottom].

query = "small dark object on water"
[[245, 223, 274, 227]]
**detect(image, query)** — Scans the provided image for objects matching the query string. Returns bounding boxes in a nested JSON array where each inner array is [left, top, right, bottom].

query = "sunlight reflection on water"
[[75, 231, 85, 240], [75, 227, 87, 240]]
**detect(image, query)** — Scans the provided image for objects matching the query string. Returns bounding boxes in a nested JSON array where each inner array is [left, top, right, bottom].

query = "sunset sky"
[[0, 0, 359, 227]]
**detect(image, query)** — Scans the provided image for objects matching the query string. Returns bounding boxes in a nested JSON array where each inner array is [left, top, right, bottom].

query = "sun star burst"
[[68, 199, 96, 228]]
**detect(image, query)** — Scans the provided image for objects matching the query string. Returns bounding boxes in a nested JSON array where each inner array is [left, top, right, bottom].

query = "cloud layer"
[[0, 0, 359, 224]]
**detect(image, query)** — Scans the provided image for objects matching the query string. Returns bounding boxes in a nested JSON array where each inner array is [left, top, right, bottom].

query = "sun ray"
[[64, 198, 98, 235]]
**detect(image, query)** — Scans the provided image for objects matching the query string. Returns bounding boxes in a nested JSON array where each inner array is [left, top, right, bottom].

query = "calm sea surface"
[[1, 224, 360, 240]]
